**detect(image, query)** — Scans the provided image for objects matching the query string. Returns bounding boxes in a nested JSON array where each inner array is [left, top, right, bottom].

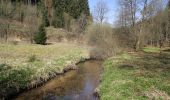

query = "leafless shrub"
[[24, 4, 40, 44], [68, 14, 88, 43], [9, 40, 19, 45], [86, 24, 120, 59], [64, 12, 72, 32]]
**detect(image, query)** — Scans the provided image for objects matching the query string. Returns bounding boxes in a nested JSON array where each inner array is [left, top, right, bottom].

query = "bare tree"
[[0, 1, 13, 42], [44, 0, 53, 26], [129, 0, 137, 27], [117, 0, 139, 50], [116, 3, 127, 27], [24, 4, 39, 43], [135, 0, 148, 50], [117, 0, 168, 49], [118, 0, 138, 26], [93, 0, 109, 23]]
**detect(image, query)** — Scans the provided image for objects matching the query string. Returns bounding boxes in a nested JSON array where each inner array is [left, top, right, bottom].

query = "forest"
[[0, 0, 170, 100]]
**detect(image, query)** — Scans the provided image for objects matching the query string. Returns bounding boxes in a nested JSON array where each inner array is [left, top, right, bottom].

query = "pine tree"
[[53, 0, 65, 27], [39, 0, 50, 27], [42, 8, 50, 27], [52, 0, 90, 28], [34, 24, 47, 45], [68, 0, 90, 19], [78, 0, 90, 16], [37, 0, 50, 27]]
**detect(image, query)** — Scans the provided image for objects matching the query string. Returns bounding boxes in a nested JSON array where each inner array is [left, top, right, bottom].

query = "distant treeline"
[[52, 0, 90, 27], [9, 0, 90, 17], [6, 0, 91, 28], [0, 0, 91, 43], [10, 0, 39, 4]]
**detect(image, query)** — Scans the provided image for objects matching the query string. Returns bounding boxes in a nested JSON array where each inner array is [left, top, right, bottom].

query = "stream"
[[14, 60, 103, 100]]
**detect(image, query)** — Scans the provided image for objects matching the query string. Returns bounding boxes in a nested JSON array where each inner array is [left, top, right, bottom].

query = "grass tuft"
[[28, 55, 38, 62]]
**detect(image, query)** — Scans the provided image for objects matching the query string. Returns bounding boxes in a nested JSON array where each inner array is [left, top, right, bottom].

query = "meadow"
[[0, 43, 89, 98], [99, 47, 170, 100]]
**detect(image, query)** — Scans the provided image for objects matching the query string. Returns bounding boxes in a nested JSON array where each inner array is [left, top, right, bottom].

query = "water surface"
[[15, 60, 102, 100]]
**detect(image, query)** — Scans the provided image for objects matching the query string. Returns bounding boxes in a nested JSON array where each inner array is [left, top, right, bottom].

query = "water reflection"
[[15, 61, 102, 100]]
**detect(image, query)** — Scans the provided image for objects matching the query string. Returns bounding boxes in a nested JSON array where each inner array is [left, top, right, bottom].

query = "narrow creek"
[[14, 60, 103, 100]]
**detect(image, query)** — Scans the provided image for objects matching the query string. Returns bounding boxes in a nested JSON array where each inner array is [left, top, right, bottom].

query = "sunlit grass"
[[0, 43, 89, 98], [142, 47, 161, 53], [100, 49, 170, 100]]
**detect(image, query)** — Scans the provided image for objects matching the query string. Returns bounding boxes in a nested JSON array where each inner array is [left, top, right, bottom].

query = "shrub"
[[10, 40, 19, 45], [86, 24, 120, 59], [34, 24, 47, 45]]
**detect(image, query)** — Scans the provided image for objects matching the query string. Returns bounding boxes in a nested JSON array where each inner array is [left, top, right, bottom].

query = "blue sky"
[[88, 0, 169, 24], [88, 0, 119, 24]]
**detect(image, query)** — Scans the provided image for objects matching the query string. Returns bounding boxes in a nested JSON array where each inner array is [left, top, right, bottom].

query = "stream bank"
[[14, 60, 103, 100]]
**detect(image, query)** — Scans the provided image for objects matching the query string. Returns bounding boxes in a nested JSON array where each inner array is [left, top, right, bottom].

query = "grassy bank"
[[100, 47, 170, 100], [0, 43, 89, 98]]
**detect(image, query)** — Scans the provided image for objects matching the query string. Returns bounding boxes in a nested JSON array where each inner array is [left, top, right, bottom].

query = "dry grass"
[[46, 27, 79, 43], [85, 24, 120, 59], [0, 43, 89, 98]]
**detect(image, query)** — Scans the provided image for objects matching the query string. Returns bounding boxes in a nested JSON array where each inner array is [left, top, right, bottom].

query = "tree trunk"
[[136, 38, 140, 50], [135, 27, 141, 51], [5, 24, 9, 42]]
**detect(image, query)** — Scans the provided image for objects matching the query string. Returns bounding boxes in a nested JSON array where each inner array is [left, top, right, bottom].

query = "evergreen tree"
[[69, 0, 79, 19], [34, 24, 47, 45], [68, 0, 90, 19], [39, 0, 50, 27], [37, 0, 49, 27], [78, 0, 90, 16], [53, 0, 65, 27], [52, 0, 90, 28], [42, 8, 50, 27]]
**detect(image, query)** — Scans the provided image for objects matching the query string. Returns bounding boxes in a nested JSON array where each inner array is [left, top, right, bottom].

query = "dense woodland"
[[116, 0, 170, 50], [0, 0, 91, 44]]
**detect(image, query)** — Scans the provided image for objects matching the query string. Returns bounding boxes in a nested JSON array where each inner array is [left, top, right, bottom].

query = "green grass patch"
[[100, 50, 170, 100], [142, 47, 161, 53]]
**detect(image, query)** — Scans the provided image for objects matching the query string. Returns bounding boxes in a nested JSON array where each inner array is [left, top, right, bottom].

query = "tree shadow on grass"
[[118, 64, 135, 70], [163, 49, 170, 52], [118, 52, 170, 73]]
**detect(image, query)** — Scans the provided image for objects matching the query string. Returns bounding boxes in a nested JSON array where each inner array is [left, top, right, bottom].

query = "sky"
[[88, 0, 169, 25], [88, 0, 119, 24]]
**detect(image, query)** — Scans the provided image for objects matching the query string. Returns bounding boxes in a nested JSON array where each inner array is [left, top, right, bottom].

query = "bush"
[[86, 24, 120, 59], [34, 24, 47, 45]]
